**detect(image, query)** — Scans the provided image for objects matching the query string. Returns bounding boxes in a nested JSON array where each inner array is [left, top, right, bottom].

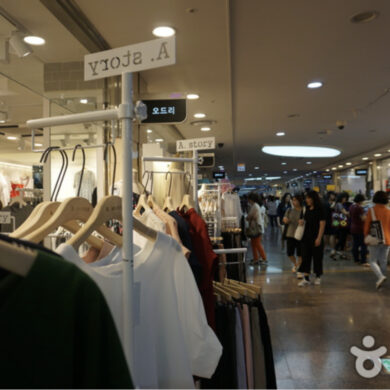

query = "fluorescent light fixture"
[[338, 165, 343, 168], [265, 176, 281, 180], [245, 177, 262, 181], [374, 153, 382, 157], [201, 127, 211, 132], [307, 81, 323, 89], [155, 138, 164, 142], [254, 166, 259, 170], [281, 162, 287, 165], [306, 161, 312, 165], [152, 26, 175, 37], [9, 32, 32, 57], [276, 132, 285, 137], [23, 36, 45, 45], [6, 136, 17, 140], [362, 157, 369, 160], [377, 166, 381, 169], [0, 120, 5, 124], [186, 93, 199, 100], [146, 129, 153, 133], [332, 167, 337, 170], [346, 162, 352, 166], [35, 143, 43, 147], [194, 113, 206, 118], [262, 145, 340, 158], [80, 98, 88, 104]]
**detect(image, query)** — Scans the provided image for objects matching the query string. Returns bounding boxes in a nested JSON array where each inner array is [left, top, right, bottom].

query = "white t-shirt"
[[222, 192, 243, 225], [56, 232, 221, 389], [248, 203, 266, 233]]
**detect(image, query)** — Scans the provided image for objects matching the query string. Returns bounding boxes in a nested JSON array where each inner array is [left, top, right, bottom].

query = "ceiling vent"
[[350, 11, 379, 24]]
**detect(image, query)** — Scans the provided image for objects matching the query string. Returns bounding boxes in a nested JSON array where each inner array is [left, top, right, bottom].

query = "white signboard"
[[0, 211, 11, 224], [176, 137, 215, 152], [84, 36, 176, 80]]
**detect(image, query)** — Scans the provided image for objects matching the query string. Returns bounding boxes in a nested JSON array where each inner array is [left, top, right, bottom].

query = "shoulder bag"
[[364, 208, 385, 246], [294, 207, 306, 241]]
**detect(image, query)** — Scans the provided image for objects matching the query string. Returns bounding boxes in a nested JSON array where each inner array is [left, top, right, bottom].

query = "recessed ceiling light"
[[374, 153, 382, 157], [283, 171, 288, 174], [326, 169, 330, 172], [338, 165, 343, 168], [7, 136, 17, 140], [362, 157, 369, 160], [281, 162, 287, 165], [254, 166, 259, 170], [146, 129, 153, 133], [387, 150, 390, 153], [155, 138, 164, 142], [377, 166, 381, 169], [186, 93, 199, 100], [248, 173, 252, 176], [307, 81, 323, 89], [346, 162, 352, 166], [306, 161, 312, 165], [350, 10, 379, 24], [266, 176, 281, 180], [262, 145, 340, 158], [152, 26, 175, 37], [80, 98, 88, 104], [201, 127, 211, 132], [276, 132, 285, 137], [35, 143, 43, 147], [332, 167, 337, 170], [293, 168, 297, 171], [194, 113, 206, 118], [23, 36, 45, 45], [0, 119, 5, 124]]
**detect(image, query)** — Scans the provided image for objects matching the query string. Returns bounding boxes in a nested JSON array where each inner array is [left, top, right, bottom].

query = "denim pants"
[[369, 244, 390, 280]]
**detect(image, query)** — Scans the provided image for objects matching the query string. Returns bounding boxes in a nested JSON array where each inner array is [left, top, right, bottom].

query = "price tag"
[[0, 211, 11, 224]]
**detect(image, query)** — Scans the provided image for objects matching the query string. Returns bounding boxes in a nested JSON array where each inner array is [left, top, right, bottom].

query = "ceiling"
[[0, 0, 389, 184]]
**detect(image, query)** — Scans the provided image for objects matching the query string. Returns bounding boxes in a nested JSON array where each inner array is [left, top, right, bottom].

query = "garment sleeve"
[[364, 209, 372, 236], [172, 245, 222, 378]]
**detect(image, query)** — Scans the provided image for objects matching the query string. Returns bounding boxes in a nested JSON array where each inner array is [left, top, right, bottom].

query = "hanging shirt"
[[73, 169, 96, 201], [222, 192, 242, 227], [0, 250, 132, 389], [133, 208, 166, 249], [0, 172, 10, 207], [179, 208, 218, 329], [56, 232, 222, 389]]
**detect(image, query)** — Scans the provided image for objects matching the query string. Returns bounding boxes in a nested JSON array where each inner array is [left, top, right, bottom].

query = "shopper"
[[246, 193, 267, 265], [277, 193, 291, 249], [364, 191, 390, 289], [334, 192, 350, 260], [266, 196, 278, 228], [323, 191, 337, 259], [349, 194, 368, 265], [298, 190, 326, 287], [283, 194, 303, 276]]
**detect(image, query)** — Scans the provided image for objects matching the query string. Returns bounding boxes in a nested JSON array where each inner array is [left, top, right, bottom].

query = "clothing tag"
[[133, 282, 141, 326]]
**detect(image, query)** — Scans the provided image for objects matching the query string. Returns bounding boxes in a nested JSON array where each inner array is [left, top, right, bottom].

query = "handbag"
[[294, 207, 306, 241], [246, 219, 262, 238], [282, 209, 290, 240], [364, 208, 384, 246]]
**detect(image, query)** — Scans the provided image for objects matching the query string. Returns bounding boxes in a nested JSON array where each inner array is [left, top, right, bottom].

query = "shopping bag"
[[294, 207, 306, 241], [364, 208, 384, 246]]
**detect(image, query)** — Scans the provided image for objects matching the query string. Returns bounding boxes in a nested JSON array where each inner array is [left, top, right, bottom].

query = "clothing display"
[[0, 249, 133, 389], [0, 203, 34, 233], [222, 231, 246, 282], [222, 191, 242, 229], [57, 231, 222, 389], [0, 172, 10, 206], [73, 169, 96, 201]]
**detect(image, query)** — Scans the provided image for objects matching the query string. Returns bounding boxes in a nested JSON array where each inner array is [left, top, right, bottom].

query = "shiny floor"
[[247, 228, 390, 389]]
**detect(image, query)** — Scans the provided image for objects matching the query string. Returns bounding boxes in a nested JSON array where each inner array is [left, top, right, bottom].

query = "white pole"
[[193, 150, 198, 211], [120, 72, 134, 373]]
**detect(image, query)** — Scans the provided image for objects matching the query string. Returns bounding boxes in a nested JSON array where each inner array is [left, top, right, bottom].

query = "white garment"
[[222, 192, 242, 225], [0, 173, 10, 206], [73, 169, 96, 201], [56, 232, 221, 389], [248, 203, 266, 233], [133, 208, 166, 249]]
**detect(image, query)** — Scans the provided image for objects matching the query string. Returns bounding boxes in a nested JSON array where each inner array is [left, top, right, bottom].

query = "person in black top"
[[298, 190, 326, 287], [323, 191, 337, 259]]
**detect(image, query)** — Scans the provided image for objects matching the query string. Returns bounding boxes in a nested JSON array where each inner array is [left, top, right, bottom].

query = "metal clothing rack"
[[26, 72, 135, 372], [142, 154, 199, 210], [215, 247, 248, 282]]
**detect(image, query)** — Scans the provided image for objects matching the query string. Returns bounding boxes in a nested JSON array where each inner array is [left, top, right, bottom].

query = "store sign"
[[84, 36, 176, 80], [176, 137, 215, 152], [141, 99, 186, 123], [0, 211, 11, 224], [213, 171, 226, 179], [355, 169, 368, 176], [237, 163, 246, 172], [323, 174, 333, 180]]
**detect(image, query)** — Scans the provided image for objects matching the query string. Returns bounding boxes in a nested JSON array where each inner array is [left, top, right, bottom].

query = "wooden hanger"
[[213, 281, 241, 299], [227, 278, 261, 296], [213, 284, 233, 302], [147, 194, 157, 208], [67, 195, 157, 251], [23, 197, 121, 249], [224, 279, 259, 299], [0, 240, 37, 277], [179, 172, 195, 211]]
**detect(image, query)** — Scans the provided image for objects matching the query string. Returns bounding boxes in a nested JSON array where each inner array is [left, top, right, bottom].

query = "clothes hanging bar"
[[214, 248, 247, 255]]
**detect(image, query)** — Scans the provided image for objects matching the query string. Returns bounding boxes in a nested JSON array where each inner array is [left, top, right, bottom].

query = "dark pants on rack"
[[352, 233, 367, 263], [300, 240, 324, 277]]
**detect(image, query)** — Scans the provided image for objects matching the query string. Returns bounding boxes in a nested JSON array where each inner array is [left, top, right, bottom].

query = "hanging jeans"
[[369, 244, 390, 280], [352, 233, 367, 263], [300, 240, 324, 277], [250, 235, 267, 261]]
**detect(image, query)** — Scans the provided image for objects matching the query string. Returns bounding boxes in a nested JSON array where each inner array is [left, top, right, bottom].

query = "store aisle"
[[247, 228, 390, 389]]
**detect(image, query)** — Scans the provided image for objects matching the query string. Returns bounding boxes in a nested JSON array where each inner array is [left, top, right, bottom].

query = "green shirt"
[[0, 250, 133, 389]]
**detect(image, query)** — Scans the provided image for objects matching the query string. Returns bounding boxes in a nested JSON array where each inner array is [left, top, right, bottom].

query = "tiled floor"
[[247, 228, 390, 389]]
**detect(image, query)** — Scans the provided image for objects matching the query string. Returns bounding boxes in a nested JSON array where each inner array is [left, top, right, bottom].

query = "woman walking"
[[247, 193, 267, 265], [267, 195, 278, 229], [283, 194, 303, 277], [349, 194, 368, 265], [364, 191, 390, 289], [298, 191, 326, 287], [278, 193, 291, 250]]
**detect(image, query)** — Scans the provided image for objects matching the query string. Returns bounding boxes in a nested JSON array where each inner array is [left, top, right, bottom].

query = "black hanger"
[[54, 150, 68, 201], [104, 142, 117, 195], [40, 147, 62, 201], [72, 144, 86, 197]]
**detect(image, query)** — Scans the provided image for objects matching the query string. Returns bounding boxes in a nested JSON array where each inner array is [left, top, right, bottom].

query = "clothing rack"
[[142, 154, 199, 210], [26, 72, 135, 372]]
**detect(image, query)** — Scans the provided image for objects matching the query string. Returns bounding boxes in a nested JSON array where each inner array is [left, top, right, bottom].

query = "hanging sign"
[[176, 137, 215, 152], [0, 211, 11, 224], [355, 169, 368, 176], [141, 99, 186, 123], [84, 36, 176, 80], [213, 171, 226, 179]]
